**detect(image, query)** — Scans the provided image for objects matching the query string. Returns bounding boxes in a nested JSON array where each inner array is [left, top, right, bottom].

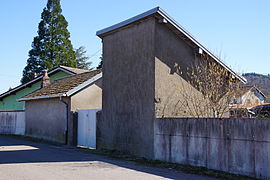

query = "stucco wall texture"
[[98, 15, 216, 158], [25, 82, 102, 144], [97, 12, 266, 179], [154, 118, 270, 179], [70, 80, 102, 145], [98, 18, 156, 158], [71, 79, 102, 111], [25, 98, 68, 143]]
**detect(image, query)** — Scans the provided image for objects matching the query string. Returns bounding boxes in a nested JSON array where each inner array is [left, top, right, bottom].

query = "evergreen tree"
[[75, 46, 92, 70], [21, 0, 76, 83]]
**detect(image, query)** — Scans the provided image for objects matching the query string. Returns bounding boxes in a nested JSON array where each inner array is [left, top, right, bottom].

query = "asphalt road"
[[0, 136, 218, 180]]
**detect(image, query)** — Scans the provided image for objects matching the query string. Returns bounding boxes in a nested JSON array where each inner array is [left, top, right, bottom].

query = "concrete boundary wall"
[[154, 118, 270, 179], [0, 111, 25, 135]]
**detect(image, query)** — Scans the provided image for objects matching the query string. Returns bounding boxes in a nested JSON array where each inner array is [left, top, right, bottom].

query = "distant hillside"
[[242, 73, 270, 102]]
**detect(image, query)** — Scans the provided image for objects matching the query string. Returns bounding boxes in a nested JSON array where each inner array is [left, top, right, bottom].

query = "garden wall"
[[154, 118, 270, 179]]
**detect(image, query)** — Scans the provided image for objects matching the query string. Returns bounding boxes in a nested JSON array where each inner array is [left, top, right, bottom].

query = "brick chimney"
[[41, 71, 50, 88], [34, 72, 37, 78]]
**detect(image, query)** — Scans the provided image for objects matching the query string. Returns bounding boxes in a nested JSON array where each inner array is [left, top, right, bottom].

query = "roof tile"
[[22, 69, 102, 99]]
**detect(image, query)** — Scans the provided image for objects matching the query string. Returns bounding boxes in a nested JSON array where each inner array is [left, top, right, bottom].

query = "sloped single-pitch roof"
[[0, 66, 90, 100], [18, 69, 102, 101], [96, 7, 246, 83]]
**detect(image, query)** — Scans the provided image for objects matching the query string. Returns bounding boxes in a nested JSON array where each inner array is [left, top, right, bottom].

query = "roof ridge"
[[59, 65, 90, 71], [54, 69, 101, 82], [0, 66, 76, 98], [18, 69, 102, 101]]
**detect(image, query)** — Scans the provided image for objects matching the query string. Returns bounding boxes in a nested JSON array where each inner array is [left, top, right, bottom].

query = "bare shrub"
[[171, 59, 242, 118]]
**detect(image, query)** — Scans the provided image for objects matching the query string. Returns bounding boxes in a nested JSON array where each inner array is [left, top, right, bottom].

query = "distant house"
[[230, 86, 267, 117], [18, 69, 102, 144], [0, 66, 90, 111], [236, 86, 265, 105], [96, 7, 246, 158]]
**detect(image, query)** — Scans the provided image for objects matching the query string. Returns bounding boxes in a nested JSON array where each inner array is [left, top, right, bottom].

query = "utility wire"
[[88, 49, 101, 59]]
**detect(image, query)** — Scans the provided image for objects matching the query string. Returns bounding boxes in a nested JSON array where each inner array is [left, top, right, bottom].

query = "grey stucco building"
[[96, 7, 245, 158], [19, 69, 102, 144]]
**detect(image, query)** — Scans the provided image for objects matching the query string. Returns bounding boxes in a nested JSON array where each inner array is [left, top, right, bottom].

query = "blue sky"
[[0, 0, 269, 93]]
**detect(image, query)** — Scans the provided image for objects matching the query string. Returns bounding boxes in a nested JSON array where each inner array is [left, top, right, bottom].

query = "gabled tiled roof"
[[0, 66, 89, 99], [19, 69, 102, 101]]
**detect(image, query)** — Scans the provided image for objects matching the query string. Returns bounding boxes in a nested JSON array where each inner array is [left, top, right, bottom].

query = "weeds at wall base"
[[78, 147, 258, 180], [1, 135, 257, 180]]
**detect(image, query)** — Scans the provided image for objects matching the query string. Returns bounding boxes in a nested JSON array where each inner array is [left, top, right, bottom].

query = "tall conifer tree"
[[75, 46, 92, 70], [21, 0, 76, 83]]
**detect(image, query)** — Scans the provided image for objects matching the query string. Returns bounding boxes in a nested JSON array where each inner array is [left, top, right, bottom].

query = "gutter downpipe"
[[60, 94, 69, 145]]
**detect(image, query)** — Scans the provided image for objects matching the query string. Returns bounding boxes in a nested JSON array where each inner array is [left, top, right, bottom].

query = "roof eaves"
[[156, 8, 247, 83], [66, 72, 102, 97], [0, 67, 75, 99], [96, 7, 246, 83], [252, 86, 266, 98], [18, 93, 66, 102], [0, 76, 43, 99], [96, 7, 159, 37]]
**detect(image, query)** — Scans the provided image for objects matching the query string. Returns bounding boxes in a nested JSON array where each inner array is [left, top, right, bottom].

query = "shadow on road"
[[0, 136, 214, 180]]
